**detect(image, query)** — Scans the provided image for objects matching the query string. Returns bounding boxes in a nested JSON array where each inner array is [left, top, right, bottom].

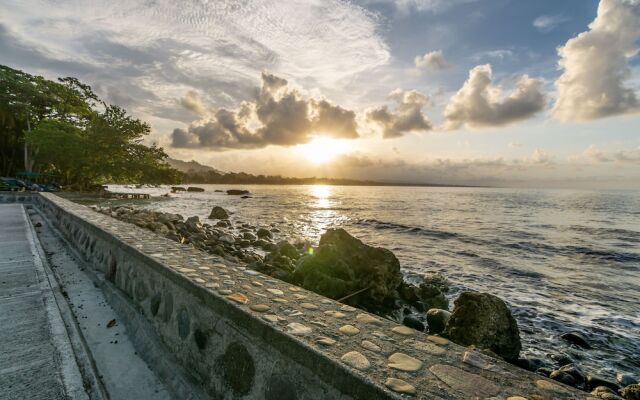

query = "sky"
[[1, 0, 639, 188]]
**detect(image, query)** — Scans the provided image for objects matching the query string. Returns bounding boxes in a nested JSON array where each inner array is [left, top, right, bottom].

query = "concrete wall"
[[1, 192, 590, 400]]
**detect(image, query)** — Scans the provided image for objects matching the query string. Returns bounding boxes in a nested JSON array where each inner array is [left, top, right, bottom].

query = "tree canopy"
[[0, 65, 180, 188]]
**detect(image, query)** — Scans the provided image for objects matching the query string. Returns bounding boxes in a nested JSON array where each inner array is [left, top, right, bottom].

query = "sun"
[[296, 137, 351, 164]]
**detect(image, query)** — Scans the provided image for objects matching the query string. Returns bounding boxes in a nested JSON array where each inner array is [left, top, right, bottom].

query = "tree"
[[1, 64, 181, 188]]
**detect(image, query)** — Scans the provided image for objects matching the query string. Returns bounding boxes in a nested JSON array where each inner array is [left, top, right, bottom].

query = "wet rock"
[[587, 374, 620, 392], [536, 367, 553, 377], [227, 189, 249, 195], [550, 370, 577, 386], [558, 364, 585, 387], [214, 189, 223, 192], [444, 291, 521, 361], [517, 357, 547, 373], [591, 386, 624, 399], [243, 232, 256, 241], [402, 315, 425, 332], [550, 353, 574, 366], [171, 186, 186, 192], [560, 331, 592, 349], [187, 186, 205, 192], [275, 240, 299, 260], [257, 228, 272, 239], [617, 374, 637, 387], [219, 234, 235, 245], [293, 228, 403, 309], [209, 206, 229, 220], [426, 308, 451, 334], [621, 384, 640, 400]]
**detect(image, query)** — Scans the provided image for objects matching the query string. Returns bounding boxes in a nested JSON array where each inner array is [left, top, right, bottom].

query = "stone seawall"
[[0, 192, 590, 399]]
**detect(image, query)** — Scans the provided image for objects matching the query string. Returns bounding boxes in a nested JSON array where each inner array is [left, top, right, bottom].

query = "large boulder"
[[227, 189, 249, 195], [292, 229, 402, 308], [209, 206, 229, 220], [444, 292, 521, 361], [621, 384, 640, 400]]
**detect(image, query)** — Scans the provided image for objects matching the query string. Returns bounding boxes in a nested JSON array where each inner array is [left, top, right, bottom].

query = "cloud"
[[0, 0, 389, 141], [442, 64, 547, 129], [472, 49, 515, 62], [533, 15, 570, 32], [509, 141, 523, 148], [552, 0, 640, 121], [366, 89, 432, 138], [584, 145, 640, 163], [530, 148, 553, 165], [171, 73, 359, 149], [414, 50, 450, 70], [179, 91, 208, 116]]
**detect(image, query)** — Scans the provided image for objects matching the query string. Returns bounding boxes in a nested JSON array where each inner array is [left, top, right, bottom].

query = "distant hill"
[[167, 158, 220, 174]]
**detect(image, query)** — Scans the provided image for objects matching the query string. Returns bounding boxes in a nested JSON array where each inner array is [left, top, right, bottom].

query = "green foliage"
[[0, 64, 180, 188]]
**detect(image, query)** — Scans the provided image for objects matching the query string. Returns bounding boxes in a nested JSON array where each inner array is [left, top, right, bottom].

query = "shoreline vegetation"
[[86, 189, 638, 398], [1, 64, 474, 191]]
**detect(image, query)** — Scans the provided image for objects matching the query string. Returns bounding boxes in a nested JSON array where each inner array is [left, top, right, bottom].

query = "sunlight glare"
[[297, 137, 350, 164]]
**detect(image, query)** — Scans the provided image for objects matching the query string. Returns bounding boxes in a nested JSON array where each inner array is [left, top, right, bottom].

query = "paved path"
[[0, 204, 86, 400]]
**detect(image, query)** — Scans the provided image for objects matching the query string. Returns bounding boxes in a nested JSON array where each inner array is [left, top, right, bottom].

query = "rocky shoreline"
[[91, 202, 639, 400]]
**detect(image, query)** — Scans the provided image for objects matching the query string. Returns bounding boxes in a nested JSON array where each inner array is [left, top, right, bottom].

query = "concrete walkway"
[[0, 204, 87, 400]]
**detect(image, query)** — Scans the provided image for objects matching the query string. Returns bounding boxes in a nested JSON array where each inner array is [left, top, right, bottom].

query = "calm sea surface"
[[98, 184, 640, 378]]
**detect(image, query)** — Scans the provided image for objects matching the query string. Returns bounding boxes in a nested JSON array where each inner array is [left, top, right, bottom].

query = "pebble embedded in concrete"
[[388, 353, 422, 372], [391, 326, 415, 335], [356, 313, 381, 325], [339, 325, 360, 336], [340, 351, 370, 371], [267, 288, 284, 296], [384, 378, 416, 395], [249, 304, 270, 312], [287, 322, 312, 336], [300, 303, 318, 310], [315, 337, 336, 346], [361, 340, 381, 352], [429, 364, 500, 398], [227, 293, 249, 304]]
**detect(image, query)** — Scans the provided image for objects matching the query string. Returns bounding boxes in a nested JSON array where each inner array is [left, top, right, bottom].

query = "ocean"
[[92, 184, 640, 379]]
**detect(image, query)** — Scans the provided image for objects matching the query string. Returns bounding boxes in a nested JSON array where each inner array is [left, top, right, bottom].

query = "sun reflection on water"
[[300, 185, 341, 240]]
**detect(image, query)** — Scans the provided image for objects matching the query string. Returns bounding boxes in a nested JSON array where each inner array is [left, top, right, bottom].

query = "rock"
[[187, 186, 205, 192], [256, 228, 272, 239], [426, 308, 451, 334], [292, 228, 403, 309], [536, 367, 553, 377], [339, 325, 360, 336], [550, 370, 577, 387], [617, 374, 637, 387], [286, 323, 312, 336], [402, 315, 425, 331], [550, 353, 574, 366], [185, 216, 202, 232], [227, 189, 249, 195], [243, 232, 256, 241], [214, 189, 223, 192], [171, 186, 186, 192], [241, 195, 251, 199], [591, 386, 624, 399], [275, 240, 299, 260], [517, 358, 546, 372], [560, 331, 592, 349], [444, 291, 521, 361], [208, 206, 229, 220], [219, 234, 235, 244], [558, 364, 585, 387], [621, 384, 640, 400], [587, 374, 620, 392]]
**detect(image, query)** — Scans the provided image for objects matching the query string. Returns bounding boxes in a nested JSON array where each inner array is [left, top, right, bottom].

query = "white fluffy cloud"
[[414, 50, 450, 70], [442, 64, 547, 130], [552, 0, 640, 121], [366, 89, 432, 138]]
